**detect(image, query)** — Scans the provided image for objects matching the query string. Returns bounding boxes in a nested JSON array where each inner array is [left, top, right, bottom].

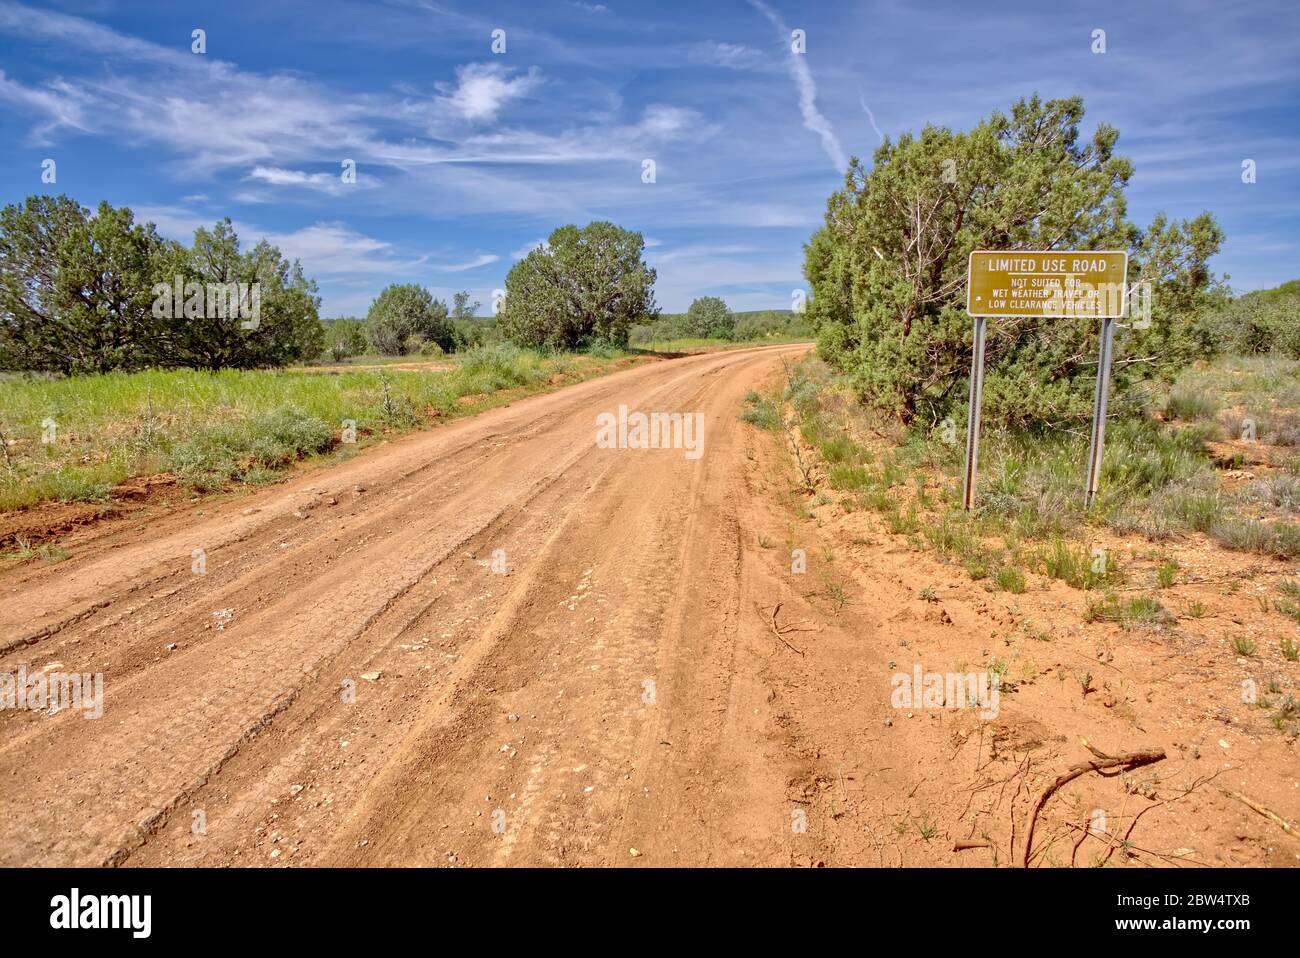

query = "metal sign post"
[[961, 315, 987, 511], [1084, 316, 1116, 508], [962, 250, 1129, 512]]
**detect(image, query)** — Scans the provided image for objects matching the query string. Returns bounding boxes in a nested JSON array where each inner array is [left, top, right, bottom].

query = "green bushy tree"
[[500, 222, 656, 349], [0, 198, 324, 373], [450, 290, 480, 321], [683, 296, 735, 339], [1199, 279, 1300, 357], [323, 317, 369, 362], [734, 310, 811, 340], [367, 283, 452, 355], [159, 218, 324, 370], [804, 95, 1223, 429], [449, 289, 493, 351], [0, 196, 168, 374]]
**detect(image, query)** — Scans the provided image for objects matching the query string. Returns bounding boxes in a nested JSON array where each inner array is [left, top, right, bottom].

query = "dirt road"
[[4, 341, 1295, 868], [2, 342, 885, 867]]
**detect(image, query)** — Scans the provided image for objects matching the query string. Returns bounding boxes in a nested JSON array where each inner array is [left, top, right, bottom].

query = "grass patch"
[[1162, 386, 1219, 422], [1210, 518, 1300, 558], [1155, 559, 1179, 589], [993, 565, 1026, 594], [2, 535, 70, 564], [1085, 593, 1168, 627], [777, 353, 1300, 616], [827, 462, 872, 492], [739, 392, 781, 430], [0, 348, 622, 511], [1230, 634, 1258, 657], [820, 435, 866, 464], [1271, 695, 1299, 736], [885, 506, 921, 535], [1162, 486, 1226, 532], [924, 513, 977, 560], [1038, 540, 1121, 590]]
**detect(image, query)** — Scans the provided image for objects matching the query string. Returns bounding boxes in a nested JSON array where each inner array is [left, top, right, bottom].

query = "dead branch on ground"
[[758, 601, 809, 655], [1020, 742, 1166, 868]]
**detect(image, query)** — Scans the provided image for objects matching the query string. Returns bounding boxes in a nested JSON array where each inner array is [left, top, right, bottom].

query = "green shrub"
[[925, 514, 975, 559], [994, 565, 1026, 594], [1248, 476, 1300, 512], [1209, 518, 1300, 557], [165, 408, 331, 490], [1040, 540, 1119, 589], [886, 506, 921, 535], [827, 462, 872, 491], [821, 436, 864, 464], [1086, 593, 1167, 626], [804, 96, 1223, 430], [739, 395, 780, 430], [1162, 387, 1219, 421], [1164, 486, 1226, 532]]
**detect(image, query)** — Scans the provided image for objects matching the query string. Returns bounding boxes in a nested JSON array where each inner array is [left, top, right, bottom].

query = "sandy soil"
[[1, 342, 1296, 867]]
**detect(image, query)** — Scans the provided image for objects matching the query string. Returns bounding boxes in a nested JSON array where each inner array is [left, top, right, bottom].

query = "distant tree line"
[[1198, 279, 1300, 358], [321, 288, 498, 363], [631, 300, 812, 344], [339, 222, 661, 359]]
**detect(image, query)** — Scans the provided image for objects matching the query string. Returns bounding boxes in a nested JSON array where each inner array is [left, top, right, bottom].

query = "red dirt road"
[[9, 342, 1291, 868], [0, 343, 864, 867]]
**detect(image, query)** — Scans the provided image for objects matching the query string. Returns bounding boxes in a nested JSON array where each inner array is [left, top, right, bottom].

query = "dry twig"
[[759, 601, 806, 655], [1220, 789, 1298, 839]]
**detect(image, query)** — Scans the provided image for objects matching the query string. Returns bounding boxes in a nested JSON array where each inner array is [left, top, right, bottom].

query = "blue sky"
[[1, 0, 1296, 317]]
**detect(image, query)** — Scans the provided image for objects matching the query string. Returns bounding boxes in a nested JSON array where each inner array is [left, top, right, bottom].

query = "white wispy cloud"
[[134, 205, 430, 278], [0, 69, 93, 141], [263, 222, 428, 276], [0, 1, 193, 68], [244, 165, 366, 195], [0, 1, 708, 196], [647, 241, 805, 311], [688, 41, 764, 70], [448, 104, 710, 164], [750, 0, 847, 172], [649, 243, 762, 263], [438, 62, 543, 123], [437, 253, 499, 272], [858, 89, 885, 143]]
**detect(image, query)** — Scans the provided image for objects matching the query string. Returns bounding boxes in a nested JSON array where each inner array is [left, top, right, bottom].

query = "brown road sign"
[[961, 249, 1132, 512], [967, 250, 1129, 319]]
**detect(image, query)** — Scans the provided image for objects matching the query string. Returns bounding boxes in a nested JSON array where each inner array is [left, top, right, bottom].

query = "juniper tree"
[[366, 283, 452, 355], [804, 95, 1222, 429], [500, 222, 656, 350]]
